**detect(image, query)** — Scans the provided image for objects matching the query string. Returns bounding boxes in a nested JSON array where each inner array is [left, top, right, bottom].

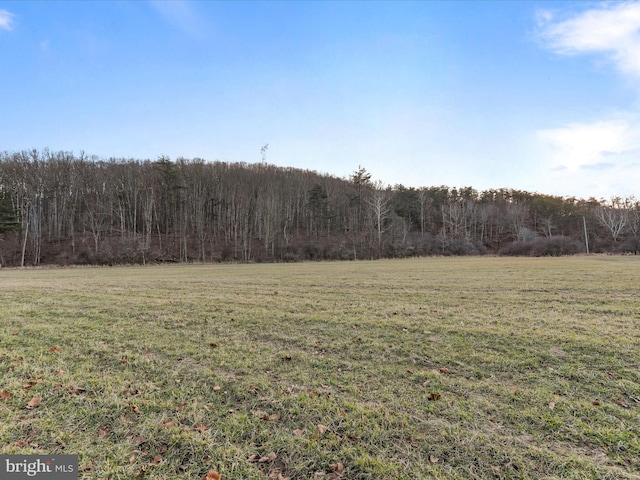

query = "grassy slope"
[[0, 257, 639, 479]]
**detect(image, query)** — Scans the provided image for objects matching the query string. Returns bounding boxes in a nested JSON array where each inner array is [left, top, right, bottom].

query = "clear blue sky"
[[1, 1, 639, 199]]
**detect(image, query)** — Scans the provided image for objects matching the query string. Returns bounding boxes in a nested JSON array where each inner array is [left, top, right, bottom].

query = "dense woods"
[[0, 149, 638, 266]]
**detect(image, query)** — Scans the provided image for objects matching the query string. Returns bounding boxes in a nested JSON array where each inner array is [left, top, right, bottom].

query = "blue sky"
[[1, 1, 639, 199]]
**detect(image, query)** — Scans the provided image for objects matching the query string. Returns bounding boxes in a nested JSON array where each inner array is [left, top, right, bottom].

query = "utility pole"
[[583, 216, 590, 255]]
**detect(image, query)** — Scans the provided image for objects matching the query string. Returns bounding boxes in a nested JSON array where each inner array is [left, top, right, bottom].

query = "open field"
[[1, 256, 639, 479]]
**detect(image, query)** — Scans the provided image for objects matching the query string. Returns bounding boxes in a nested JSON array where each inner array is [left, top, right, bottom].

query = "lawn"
[[1, 256, 639, 479]]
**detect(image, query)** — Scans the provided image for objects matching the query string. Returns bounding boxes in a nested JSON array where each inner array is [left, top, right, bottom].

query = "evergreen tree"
[[0, 193, 18, 233]]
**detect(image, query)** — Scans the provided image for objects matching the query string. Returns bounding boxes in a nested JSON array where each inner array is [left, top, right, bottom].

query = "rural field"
[[0, 256, 639, 479]]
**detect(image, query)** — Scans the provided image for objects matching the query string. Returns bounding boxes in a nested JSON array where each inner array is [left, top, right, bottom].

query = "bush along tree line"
[[0, 149, 638, 267]]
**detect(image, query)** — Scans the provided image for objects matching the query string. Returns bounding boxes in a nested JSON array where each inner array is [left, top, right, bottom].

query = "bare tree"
[[596, 197, 628, 243]]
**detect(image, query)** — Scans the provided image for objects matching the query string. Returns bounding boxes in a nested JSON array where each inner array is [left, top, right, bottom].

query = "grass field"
[[1, 256, 639, 479]]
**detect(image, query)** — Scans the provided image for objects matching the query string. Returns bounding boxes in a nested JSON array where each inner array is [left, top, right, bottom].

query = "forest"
[[0, 149, 638, 267]]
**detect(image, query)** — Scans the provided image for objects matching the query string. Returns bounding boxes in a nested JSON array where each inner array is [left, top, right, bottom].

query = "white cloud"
[[537, 119, 640, 198], [537, 1, 640, 77], [535, 3, 640, 197], [538, 120, 632, 170], [0, 9, 14, 31]]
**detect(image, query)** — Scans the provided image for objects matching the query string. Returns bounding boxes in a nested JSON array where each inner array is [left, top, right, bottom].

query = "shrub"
[[501, 236, 583, 256]]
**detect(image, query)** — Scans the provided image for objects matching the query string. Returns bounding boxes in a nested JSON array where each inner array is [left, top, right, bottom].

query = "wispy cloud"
[[537, 1, 640, 78], [535, 2, 640, 197], [148, 1, 206, 39], [538, 120, 633, 171], [0, 9, 14, 31], [537, 119, 640, 197]]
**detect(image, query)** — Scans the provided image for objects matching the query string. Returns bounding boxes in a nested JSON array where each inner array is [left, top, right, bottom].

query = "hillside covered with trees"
[[0, 149, 638, 267]]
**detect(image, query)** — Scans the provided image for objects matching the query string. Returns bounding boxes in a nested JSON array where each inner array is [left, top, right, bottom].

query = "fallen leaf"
[[98, 428, 110, 438], [0, 390, 12, 400], [548, 401, 556, 410], [258, 452, 277, 463], [430, 455, 439, 463], [49, 347, 61, 353], [213, 385, 221, 392], [317, 424, 329, 434], [194, 424, 209, 432], [330, 462, 344, 472], [292, 429, 305, 436], [129, 456, 136, 464], [427, 392, 441, 401], [120, 358, 128, 364], [12, 330, 19, 335], [592, 400, 601, 406], [160, 420, 175, 429], [248, 454, 261, 462], [148, 455, 162, 466], [66, 386, 87, 396], [26, 397, 42, 409], [406, 369, 414, 374], [439, 367, 450, 374], [511, 387, 519, 395], [203, 470, 222, 480]]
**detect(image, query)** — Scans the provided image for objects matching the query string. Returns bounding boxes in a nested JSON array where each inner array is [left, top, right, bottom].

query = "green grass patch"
[[1, 256, 639, 479]]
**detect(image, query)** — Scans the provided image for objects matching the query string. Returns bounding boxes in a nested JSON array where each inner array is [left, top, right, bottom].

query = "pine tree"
[[0, 193, 18, 233]]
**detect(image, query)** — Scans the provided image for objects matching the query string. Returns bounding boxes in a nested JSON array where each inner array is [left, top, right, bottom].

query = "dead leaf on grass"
[[317, 424, 329, 434], [250, 452, 277, 463], [203, 470, 222, 480], [131, 435, 146, 446], [292, 429, 305, 436], [430, 455, 439, 463], [1, 390, 12, 400], [49, 347, 61, 353], [259, 452, 277, 463], [98, 428, 110, 438], [148, 455, 162, 466], [194, 424, 209, 432], [427, 392, 441, 401], [26, 397, 42, 409], [548, 401, 556, 410], [213, 385, 221, 392], [439, 367, 450, 374]]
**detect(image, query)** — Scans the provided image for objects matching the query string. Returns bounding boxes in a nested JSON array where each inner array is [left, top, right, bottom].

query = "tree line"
[[0, 149, 638, 267]]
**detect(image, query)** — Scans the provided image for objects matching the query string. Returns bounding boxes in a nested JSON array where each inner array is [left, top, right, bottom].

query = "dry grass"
[[1, 256, 639, 479]]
